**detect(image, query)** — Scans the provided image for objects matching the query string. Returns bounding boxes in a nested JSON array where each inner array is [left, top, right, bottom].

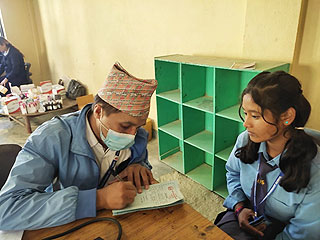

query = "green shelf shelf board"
[[185, 131, 213, 154], [214, 184, 228, 199], [186, 164, 212, 190], [157, 89, 181, 103], [215, 145, 234, 162], [162, 151, 184, 173], [183, 96, 213, 113], [155, 54, 288, 72], [160, 147, 180, 160], [216, 104, 242, 122], [159, 120, 182, 139]]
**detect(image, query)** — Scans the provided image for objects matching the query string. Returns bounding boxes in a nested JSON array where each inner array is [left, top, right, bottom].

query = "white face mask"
[[99, 119, 135, 151]]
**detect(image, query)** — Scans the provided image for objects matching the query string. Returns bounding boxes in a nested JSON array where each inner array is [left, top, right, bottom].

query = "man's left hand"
[[0, 78, 8, 86], [118, 164, 157, 193]]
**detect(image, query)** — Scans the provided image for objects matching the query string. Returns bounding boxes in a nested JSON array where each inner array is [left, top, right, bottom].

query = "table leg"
[[23, 115, 32, 133]]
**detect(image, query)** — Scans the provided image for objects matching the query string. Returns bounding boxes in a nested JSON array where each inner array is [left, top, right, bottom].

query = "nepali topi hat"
[[98, 62, 158, 117]]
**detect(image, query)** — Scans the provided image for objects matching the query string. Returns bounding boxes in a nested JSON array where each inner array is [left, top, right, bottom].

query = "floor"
[[0, 109, 225, 222]]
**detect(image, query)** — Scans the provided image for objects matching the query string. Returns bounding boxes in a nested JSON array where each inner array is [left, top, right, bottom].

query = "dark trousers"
[[215, 210, 286, 240]]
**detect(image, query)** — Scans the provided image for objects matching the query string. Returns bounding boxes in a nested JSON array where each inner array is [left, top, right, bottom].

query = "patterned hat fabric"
[[98, 62, 158, 117]]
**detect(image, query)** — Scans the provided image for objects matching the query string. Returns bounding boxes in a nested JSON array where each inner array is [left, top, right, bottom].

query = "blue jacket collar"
[[68, 103, 96, 159]]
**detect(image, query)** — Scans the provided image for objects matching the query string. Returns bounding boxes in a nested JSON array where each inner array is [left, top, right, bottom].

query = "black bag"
[[66, 79, 86, 99]]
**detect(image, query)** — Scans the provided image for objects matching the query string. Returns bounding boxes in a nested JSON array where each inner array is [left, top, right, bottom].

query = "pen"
[[98, 151, 121, 189]]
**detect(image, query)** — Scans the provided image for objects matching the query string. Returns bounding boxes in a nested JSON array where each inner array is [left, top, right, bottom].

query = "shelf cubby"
[[213, 157, 228, 198], [155, 54, 290, 198], [182, 64, 214, 113], [184, 143, 213, 190], [183, 106, 213, 154], [216, 104, 242, 122], [155, 60, 181, 103], [215, 145, 234, 162], [161, 151, 184, 174], [157, 97, 182, 139], [158, 130, 184, 173], [214, 116, 245, 154], [214, 69, 258, 112]]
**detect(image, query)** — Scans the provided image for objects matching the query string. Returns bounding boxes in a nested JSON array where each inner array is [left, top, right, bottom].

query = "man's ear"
[[93, 104, 103, 119], [281, 107, 296, 126]]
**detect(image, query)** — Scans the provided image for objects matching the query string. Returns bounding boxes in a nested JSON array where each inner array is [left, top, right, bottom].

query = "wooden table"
[[23, 204, 233, 240], [0, 99, 78, 133]]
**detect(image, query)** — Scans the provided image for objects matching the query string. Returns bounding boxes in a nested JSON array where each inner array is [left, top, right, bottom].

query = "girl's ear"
[[281, 107, 296, 126]]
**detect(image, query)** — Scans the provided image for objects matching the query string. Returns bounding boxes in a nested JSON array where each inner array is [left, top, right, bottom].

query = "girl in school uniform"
[[215, 71, 320, 240]]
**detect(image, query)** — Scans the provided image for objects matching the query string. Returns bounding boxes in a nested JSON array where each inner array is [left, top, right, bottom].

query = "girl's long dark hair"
[[235, 71, 318, 192]]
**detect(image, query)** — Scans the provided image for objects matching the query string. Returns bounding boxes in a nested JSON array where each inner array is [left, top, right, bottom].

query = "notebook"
[[0, 230, 24, 240], [112, 180, 184, 216]]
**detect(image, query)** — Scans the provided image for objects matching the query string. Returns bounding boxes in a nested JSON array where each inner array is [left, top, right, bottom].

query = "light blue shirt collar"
[[258, 141, 281, 167]]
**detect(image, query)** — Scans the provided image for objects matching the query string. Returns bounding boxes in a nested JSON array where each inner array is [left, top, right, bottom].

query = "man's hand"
[[96, 181, 137, 210], [238, 208, 267, 237], [118, 164, 157, 193], [0, 78, 8, 86]]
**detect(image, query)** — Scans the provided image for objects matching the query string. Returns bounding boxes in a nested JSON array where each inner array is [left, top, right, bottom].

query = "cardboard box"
[[52, 84, 66, 95], [142, 118, 153, 141], [3, 97, 20, 114], [0, 85, 8, 95], [20, 84, 35, 93], [39, 80, 53, 94]]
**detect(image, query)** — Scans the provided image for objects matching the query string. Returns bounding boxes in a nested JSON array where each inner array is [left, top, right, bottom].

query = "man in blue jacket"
[[0, 62, 158, 230], [0, 37, 29, 96]]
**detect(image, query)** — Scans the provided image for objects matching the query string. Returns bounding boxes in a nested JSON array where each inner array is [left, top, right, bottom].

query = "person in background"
[[0, 62, 158, 230], [0, 37, 29, 96], [215, 71, 320, 240]]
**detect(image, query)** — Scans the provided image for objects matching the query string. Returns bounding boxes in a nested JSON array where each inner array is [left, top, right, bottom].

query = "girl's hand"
[[238, 208, 266, 237]]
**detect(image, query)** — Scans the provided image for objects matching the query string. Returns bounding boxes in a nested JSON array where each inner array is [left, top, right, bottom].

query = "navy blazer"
[[0, 46, 28, 86]]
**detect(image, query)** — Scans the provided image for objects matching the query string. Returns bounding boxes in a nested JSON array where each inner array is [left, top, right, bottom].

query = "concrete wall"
[[291, 0, 320, 129], [1, 0, 319, 129]]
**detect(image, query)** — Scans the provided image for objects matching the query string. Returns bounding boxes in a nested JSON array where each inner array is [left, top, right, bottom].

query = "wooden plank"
[[23, 204, 233, 240], [76, 94, 94, 110]]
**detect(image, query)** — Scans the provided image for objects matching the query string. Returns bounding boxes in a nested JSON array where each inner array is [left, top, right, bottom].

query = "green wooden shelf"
[[162, 151, 184, 173], [159, 120, 182, 139], [156, 55, 289, 198], [183, 96, 213, 113], [216, 104, 242, 122], [215, 145, 234, 162], [186, 163, 212, 190], [214, 184, 228, 198], [184, 130, 213, 154], [157, 89, 181, 103]]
